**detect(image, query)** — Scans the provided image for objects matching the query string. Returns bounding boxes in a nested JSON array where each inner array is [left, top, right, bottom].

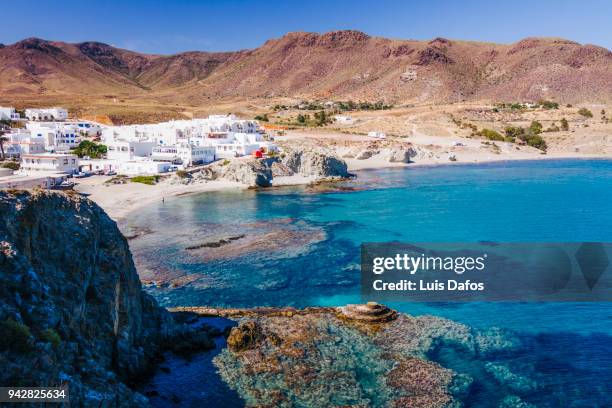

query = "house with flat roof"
[[20, 153, 78, 174]]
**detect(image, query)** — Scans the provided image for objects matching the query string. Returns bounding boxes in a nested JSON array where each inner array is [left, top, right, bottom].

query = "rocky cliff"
[[0, 190, 176, 406]]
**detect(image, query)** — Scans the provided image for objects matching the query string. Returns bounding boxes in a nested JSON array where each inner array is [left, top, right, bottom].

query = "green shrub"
[[560, 118, 569, 131], [40, 328, 61, 348], [578, 108, 593, 118], [1, 161, 20, 170], [538, 100, 559, 109], [0, 318, 33, 353], [130, 176, 159, 185], [529, 121, 543, 134], [526, 135, 547, 150], [254, 114, 269, 122], [222, 159, 230, 166], [478, 128, 504, 141], [504, 126, 524, 138]]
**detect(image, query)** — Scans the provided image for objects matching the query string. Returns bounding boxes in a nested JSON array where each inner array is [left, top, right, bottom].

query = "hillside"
[[0, 31, 610, 107]]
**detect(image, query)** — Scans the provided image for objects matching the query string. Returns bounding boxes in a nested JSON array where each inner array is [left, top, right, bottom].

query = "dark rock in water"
[[226, 321, 263, 352], [0, 190, 179, 406], [185, 234, 245, 250]]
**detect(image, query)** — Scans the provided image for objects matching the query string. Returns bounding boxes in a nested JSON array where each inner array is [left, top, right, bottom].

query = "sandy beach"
[[76, 148, 608, 223]]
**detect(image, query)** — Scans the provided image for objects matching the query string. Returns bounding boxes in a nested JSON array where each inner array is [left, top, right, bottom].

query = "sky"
[[1, 0, 610, 54]]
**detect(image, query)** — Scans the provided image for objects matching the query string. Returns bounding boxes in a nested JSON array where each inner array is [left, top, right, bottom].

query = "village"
[[0, 107, 280, 190]]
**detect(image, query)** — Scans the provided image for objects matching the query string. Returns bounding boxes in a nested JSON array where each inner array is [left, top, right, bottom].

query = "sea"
[[129, 159, 612, 407]]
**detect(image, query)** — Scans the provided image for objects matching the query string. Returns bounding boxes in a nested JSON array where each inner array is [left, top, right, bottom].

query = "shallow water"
[[127, 159, 612, 406]]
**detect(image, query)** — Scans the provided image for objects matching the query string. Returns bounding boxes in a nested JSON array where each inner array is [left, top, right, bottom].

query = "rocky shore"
[[172, 303, 532, 408], [0, 190, 215, 406], [169, 148, 351, 188], [1, 190, 540, 407]]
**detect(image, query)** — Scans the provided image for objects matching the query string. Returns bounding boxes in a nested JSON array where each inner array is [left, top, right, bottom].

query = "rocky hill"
[[0, 190, 177, 406], [1, 31, 610, 105]]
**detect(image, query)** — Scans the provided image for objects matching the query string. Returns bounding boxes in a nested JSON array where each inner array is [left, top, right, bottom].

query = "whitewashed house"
[[334, 115, 353, 124], [25, 107, 68, 121], [0, 107, 20, 120], [106, 140, 156, 161], [26, 122, 81, 151], [117, 159, 172, 176], [151, 144, 215, 166], [20, 153, 78, 174]]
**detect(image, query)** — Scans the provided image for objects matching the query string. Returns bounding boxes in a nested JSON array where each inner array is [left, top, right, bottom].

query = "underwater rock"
[[209, 304, 525, 407], [485, 362, 538, 394]]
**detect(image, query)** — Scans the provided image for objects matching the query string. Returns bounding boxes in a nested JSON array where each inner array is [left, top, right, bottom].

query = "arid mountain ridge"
[[1, 30, 611, 105]]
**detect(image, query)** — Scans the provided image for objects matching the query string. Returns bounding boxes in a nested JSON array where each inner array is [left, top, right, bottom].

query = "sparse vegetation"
[[578, 108, 593, 118], [504, 126, 547, 151], [176, 170, 190, 178], [1, 161, 20, 170], [529, 121, 543, 134], [130, 175, 159, 185], [560, 118, 569, 131], [254, 113, 269, 122], [478, 128, 504, 141]]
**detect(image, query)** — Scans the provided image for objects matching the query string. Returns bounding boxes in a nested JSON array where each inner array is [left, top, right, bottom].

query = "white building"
[[106, 140, 156, 161], [117, 158, 172, 176], [25, 107, 68, 121], [26, 122, 81, 151], [102, 114, 275, 161], [3, 129, 46, 158], [77, 158, 118, 174], [0, 107, 20, 121], [20, 153, 78, 174], [151, 144, 216, 166], [6, 140, 46, 158], [368, 131, 386, 139], [334, 115, 353, 124]]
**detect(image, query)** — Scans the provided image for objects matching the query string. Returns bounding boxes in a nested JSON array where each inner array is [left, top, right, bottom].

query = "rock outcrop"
[[388, 146, 417, 163], [0, 190, 176, 406], [280, 149, 350, 178], [217, 159, 273, 187], [168, 149, 350, 188]]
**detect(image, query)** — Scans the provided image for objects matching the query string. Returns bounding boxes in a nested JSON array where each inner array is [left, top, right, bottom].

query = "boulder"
[[355, 149, 379, 160], [218, 159, 273, 187], [281, 150, 349, 178], [388, 146, 417, 163]]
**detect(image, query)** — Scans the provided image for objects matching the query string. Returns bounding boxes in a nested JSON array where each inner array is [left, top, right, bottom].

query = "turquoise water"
[[127, 159, 612, 406]]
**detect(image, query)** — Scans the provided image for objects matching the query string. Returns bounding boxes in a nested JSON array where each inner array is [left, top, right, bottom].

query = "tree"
[[72, 140, 107, 158], [578, 108, 593, 118], [560, 118, 569, 131], [529, 121, 543, 134], [296, 114, 306, 124]]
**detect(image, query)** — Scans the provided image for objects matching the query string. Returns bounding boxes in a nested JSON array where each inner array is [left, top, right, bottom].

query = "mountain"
[[1, 31, 610, 104]]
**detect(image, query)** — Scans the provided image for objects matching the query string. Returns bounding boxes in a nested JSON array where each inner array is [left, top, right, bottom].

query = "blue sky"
[[1, 0, 610, 53]]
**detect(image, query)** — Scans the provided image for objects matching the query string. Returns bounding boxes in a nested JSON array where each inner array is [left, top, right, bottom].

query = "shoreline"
[[76, 154, 611, 222]]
